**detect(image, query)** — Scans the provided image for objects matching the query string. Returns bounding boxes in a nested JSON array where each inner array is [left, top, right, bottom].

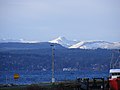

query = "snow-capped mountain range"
[[69, 41, 120, 49], [49, 36, 79, 48], [0, 37, 120, 49], [49, 37, 120, 49]]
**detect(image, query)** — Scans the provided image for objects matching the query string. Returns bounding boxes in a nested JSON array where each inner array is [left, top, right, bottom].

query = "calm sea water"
[[0, 70, 109, 85]]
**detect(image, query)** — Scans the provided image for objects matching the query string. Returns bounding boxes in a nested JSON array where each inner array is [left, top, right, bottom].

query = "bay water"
[[0, 70, 109, 85]]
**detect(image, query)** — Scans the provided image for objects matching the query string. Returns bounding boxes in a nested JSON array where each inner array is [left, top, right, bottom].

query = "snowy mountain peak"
[[69, 41, 120, 49], [49, 36, 79, 48], [57, 36, 66, 40], [50, 36, 66, 43]]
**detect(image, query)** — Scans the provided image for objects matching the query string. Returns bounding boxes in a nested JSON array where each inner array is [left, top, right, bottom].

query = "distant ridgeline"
[[0, 42, 119, 71], [0, 42, 65, 49]]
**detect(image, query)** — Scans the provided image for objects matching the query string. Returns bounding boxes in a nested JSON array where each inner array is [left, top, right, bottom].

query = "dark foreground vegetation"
[[0, 78, 110, 90]]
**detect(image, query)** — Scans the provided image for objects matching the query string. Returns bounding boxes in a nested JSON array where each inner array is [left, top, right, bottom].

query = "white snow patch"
[[49, 36, 79, 48]]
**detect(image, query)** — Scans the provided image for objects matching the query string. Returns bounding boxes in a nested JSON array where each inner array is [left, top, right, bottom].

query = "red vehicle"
[[109, 69, 120, 90]]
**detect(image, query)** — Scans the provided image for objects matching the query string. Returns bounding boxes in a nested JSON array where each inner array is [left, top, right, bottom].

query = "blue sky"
[[0, 0, 120, 42]]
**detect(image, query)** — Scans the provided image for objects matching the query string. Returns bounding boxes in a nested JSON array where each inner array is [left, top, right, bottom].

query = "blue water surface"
[[0, 70, 109, 85]]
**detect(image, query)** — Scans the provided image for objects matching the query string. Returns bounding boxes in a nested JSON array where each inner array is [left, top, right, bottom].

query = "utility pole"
[[51, 44, 55, 83], [6, 75, 7, 84], [110, 52, 114, 69]]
